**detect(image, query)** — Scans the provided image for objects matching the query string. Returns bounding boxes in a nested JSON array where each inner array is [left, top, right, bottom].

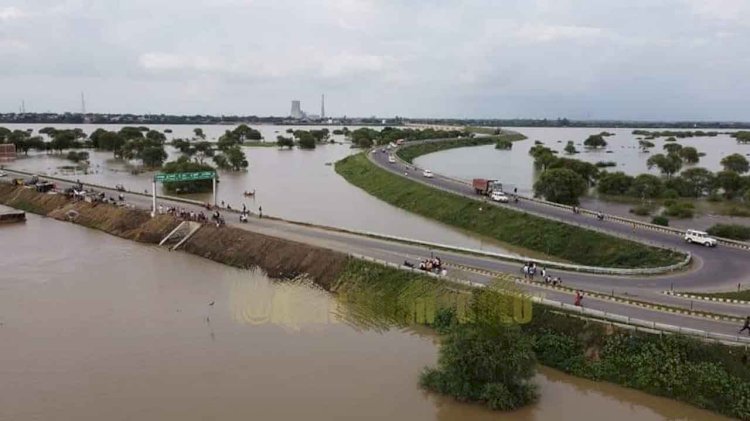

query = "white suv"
[[684, 229, 717, 247]]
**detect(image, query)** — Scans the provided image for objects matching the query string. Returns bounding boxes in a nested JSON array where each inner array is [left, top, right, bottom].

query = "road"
[[3, 167, 750, 339], [370, 144, 750, 309]]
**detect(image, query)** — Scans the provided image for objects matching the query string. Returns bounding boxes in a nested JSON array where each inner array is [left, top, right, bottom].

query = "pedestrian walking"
[[541, 267, 547, 279], [522, 264, 529, 279], [259, 205, 263, 218], [740, 316, 750, 335]]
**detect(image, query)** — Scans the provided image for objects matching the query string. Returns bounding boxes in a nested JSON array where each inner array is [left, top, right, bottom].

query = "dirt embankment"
[[182, 226, 348, 290], [0, 184, 349, 288]]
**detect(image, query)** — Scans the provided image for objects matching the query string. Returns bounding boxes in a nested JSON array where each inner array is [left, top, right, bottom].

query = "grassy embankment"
[[335, 153, 684, 268], [679, 290, 750, 301], [3, 182, 746, 417], [396, 132, 527, 163], [335, 261, 750, 419]]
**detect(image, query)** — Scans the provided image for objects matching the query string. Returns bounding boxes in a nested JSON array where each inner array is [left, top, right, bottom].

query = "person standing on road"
[[574, 290, 584, 307], [258, 206, 263, 219], [740, 316, 750, 335]]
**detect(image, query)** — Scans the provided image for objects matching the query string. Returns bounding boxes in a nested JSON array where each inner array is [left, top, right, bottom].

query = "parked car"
[[422, 169, 433, 178], [490, 191, 509, 203], [684, 229, 717, 247], [0, 170, 7, 177], [388, 156, 396, 164]]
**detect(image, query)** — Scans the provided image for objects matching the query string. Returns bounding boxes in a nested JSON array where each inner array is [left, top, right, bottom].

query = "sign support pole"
[[212, 175, 217, 207], [151, 179, 156, 217]]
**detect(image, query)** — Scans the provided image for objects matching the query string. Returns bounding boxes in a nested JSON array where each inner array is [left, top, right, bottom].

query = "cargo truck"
[[472, 178, 503, 196]]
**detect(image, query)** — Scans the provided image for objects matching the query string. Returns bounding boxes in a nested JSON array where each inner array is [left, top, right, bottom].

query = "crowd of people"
[[404, 256, 447, 276], [522, 262, 564, 286]]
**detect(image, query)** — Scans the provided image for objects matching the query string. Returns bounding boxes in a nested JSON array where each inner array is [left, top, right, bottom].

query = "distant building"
[[321, 94, 325, 119], [0, 144, 16, 162], [290, 100, 303, 119]]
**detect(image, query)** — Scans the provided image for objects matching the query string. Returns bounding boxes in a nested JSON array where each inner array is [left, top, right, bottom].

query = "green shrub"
[[706, 224, 750, 241], [629, 205, 651, 216], [663, 189, 679, 199], [663, 201, 694, 218], [419, 325, 538, 411], [652, 215, 669, 226]]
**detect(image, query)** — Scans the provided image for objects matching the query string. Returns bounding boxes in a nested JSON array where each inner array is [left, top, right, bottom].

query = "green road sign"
[[154, 171, 215, 182]]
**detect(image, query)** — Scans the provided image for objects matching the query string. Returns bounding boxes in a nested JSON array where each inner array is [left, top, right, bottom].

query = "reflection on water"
[[231, 275, 339, 330], [0, 208, 729, 420]]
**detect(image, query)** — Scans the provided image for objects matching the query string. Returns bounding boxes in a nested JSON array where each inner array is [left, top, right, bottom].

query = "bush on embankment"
[[396, 132, 527, 163], [334, 262, 750, 418], [707, 223, 750, 241], [335, 154, 684, 268], [522, 306, 750, 420]]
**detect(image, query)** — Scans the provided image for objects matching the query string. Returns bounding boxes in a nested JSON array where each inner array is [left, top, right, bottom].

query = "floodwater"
[[415, 127, 750, 194], [1, 123, 515, 255], [0, 209, 729, 420]]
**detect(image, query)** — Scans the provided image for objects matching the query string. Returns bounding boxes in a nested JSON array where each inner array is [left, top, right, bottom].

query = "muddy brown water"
[[0, 209, 729, 420], [3, 123, 522, 256]]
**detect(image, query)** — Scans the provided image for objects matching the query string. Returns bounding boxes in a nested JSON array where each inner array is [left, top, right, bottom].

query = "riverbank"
[[335, 153, 684, 268], [1, 183, 746, 418], [332, 260, 750, 419], [396, 132, 527, 163], [0, 184, 349, 288]]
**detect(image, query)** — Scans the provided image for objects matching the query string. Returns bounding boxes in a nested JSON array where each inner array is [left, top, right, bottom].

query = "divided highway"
[[3, 164, 750, 339]]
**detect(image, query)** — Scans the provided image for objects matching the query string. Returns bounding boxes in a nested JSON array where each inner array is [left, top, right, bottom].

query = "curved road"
[[3, 166, 750, 338], [369, 143, 750, 310]]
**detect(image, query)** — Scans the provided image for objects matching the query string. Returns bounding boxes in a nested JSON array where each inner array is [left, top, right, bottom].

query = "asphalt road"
[[4, 166, 750, 337], [369, 144, 750, 311]]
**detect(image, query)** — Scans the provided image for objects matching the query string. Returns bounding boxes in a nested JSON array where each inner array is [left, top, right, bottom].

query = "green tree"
[[141, 146, 168, 167], [678, 146, 700, 164], [25, 136, 46, 154], [66, 151, 89, 163], [677, 167, 715, 197], [419, 325, 537, 411], [628, 174, 664, 199], [223, 146, 249, 171], [119, 126, 144, 140], [0, 126, 11, 143], [97, 131, 126, 156], [50, 130, 76, 152], [548, 157, 599, 186], [193, 128, 206, 140], [533, 168, 588, 205], [563, 141, 577, 154], [720, 153, 749, 174], [145, 130, 166, 143], [647, 153, 682, 177], [297, 131, 317, 149], [212, 154, 229, 170], [192, 141, 215, 164], [597, 172, 634, 195], [715, 170, 743, 198], [583, 134, 607, 148], [232, 124, 261, 141], [638, 140, 655, 151], [663, 143, 683, 154], [277, 135, 294, 149], [495, 139, 513, 150]]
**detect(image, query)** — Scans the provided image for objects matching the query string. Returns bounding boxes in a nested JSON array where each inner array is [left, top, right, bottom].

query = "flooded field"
[[415, 127, 750, 194], [1, 123, 515, 255], [0, 209, 729, 420]]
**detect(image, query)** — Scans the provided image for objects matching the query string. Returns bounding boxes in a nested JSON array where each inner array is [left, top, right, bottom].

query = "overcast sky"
[[1, 0, 749, 120]]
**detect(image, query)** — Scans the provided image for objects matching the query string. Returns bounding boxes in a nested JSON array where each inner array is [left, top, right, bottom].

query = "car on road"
[[0, 170, 7, 177], [388, 156, 396, 164], [422, 169, 433, 178], [684, 229, 717, 247], [490, 191, 509, 203]]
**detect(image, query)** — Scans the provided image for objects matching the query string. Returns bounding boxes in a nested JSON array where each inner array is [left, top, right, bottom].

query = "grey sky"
[[1, 0, 749, 119]]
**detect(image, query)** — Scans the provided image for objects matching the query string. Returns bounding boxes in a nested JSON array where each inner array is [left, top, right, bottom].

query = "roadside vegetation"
[[335, 153, 684, 268], [396, 132, 527, 163], [334, 260, 750, 418], [348, 126, 467, 148]]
